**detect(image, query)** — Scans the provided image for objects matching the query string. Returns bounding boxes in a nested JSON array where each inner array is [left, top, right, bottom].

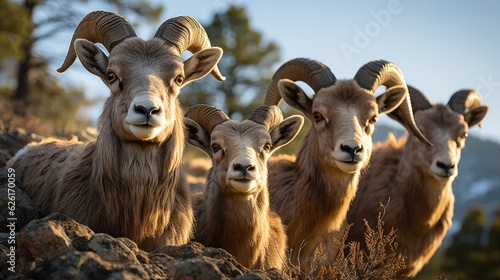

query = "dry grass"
[[285, 202, 412, 280]]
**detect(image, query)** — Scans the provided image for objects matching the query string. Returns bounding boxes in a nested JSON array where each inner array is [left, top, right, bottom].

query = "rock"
[[167, 258, 228, 279], [152, 243, 249, 278], [33, 250, 151, 279], [0, 149, 11, 169], [87, 234, 140, 263], [0, 128, 43, 157], [0, 214, 290, 279], [18, 214, 93, 262], [0, 185, 42, 232]]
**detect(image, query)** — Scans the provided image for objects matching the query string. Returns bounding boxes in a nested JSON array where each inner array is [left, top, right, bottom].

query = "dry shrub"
[[286, 203, 411, 280], [437, 273, 447, 280]]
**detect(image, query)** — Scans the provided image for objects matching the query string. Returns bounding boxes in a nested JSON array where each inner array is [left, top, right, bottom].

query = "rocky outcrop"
[[0, 213, 290, 279]]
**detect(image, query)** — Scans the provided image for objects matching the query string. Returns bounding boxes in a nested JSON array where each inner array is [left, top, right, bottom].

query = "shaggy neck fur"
[[398, 137, 455, 234], [71, 102, 191, 250], [195, 172, 273, 269], [269, 129, 360, 268]]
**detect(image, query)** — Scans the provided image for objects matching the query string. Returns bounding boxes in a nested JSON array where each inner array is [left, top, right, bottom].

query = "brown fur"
[[9, 104, 192, 251], [268, 80, 387, 271], [347, 104, 482, 276], [187, 116, 303, 270], [7, 33, 223, 251], [268, 131, 360, 270], [194, 175, 287, 270]]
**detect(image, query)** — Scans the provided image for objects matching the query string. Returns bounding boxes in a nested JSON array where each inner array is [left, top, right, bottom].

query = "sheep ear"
[[182, 47, 223, 86], [464, 106, 488, 128], [184, 117, 211, 155], [278, 79, 313, 120], [74, 39, 109, 82], [376, 85, 407, 114], [269, 115, 304, 153]]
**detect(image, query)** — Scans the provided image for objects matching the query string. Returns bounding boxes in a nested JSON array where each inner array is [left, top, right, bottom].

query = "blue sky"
[[43, 0, 500, 142]]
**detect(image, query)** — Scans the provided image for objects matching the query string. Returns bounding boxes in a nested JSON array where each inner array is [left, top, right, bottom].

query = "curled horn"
[[57, 11, 137, 73], [354, 60, 432, 146], [248, 105, 284, 130], [184, 104, 230, 133], [154, 16, 225, 81], [447, 89, 483, 115], [265, 58, 337, 105]]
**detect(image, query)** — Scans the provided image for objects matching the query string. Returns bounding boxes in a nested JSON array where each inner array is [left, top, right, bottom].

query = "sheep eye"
[[175, 75, 184, 85], [263, 143, 272, 152], [211, 143, 221, 153], [369, 116, 378, 125], [106, 72, 117, 83], [313, 112, 323, 122]]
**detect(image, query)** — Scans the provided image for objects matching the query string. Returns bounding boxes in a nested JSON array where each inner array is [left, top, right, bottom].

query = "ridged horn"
[[248, 105, 283, 130], [57, 11, 137, 73], [354, 60, 432, 146], [154, 16, 225, 81], [184, 104, 229, 133], [264, 58, 337, 105], [447, 89, 483, 115]]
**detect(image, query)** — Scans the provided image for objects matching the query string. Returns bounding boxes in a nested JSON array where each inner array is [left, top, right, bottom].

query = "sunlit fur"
[[189, 116, 302, 270], [347, 104, 487, 276], [7, 36, 222, 251], [268, 80, 382, 270]]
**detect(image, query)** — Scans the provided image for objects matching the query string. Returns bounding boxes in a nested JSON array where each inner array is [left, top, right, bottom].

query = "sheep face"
[[74, 38, 222, 143], [279, 79, 406, 174], [185, 113, 304, 197], [410, 104, 486, 181], [211, 121, 272, 195]]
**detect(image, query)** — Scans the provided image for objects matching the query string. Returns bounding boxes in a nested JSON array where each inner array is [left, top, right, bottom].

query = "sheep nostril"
[[150, 107, 161, 115], [340, 144, 363, 157], [135, 105, 160, 116], [437, 161, 453, 171], [233, 164, 243, 172], [233, 164, 255, 173], [354, 146, 363, 154]]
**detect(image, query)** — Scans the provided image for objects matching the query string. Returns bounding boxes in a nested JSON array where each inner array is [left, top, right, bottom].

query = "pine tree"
[[484, 208, 500, 279], [442, 206, 487, 279], [180, 5, 280, 119]]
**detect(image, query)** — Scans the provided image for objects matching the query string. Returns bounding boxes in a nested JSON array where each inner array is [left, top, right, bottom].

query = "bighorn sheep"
[[184, 104, 304, 270], [264, 58, 431, 271], [7, 11, 225, 251], [347, 86, 488, 276]]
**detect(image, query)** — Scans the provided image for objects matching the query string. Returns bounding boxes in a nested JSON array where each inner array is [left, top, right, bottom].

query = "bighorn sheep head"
[[265, 58, 430, 174], [185, 104, 304, 196], [392, 86, 488, 180], [58, 11, 225, 143]]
